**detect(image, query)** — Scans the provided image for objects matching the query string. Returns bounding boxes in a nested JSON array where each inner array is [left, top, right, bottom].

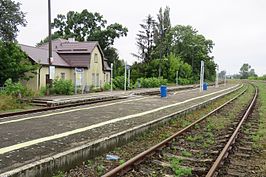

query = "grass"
[[253, 82, 266, 148], [52, 171, 65, 177], [170, 157, 192, 177], [181, 150, 192, 157], [0, 95, 24, 111]]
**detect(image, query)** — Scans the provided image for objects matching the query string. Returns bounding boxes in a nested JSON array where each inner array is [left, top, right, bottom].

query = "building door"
[[45, 74, 50, 86]]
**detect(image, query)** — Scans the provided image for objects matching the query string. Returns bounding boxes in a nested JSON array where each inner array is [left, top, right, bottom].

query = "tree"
[[153, 6, 171, 58], [0, 1, 36, 86], [133, 15, 155, 62], [239, 63, 251, 79], [249, 68, 257, 77], [0, 41, 37, 86], [168, 25, 215, 81], [39, 10, 128, 65], [219, 70, 226, 79], [0, 0, 26, 42]]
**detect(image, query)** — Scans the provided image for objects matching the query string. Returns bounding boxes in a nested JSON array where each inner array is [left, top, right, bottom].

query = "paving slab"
[[0, 83, 238, 175], [33, 85, 197, 106]]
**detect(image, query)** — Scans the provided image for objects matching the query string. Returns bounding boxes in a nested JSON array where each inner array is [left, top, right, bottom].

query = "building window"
[[61, 73, 65, 80], [94, 53, 98, 63]]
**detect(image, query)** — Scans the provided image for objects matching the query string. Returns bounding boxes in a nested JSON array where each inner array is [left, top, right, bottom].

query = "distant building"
[[20, 38, 111, 91]]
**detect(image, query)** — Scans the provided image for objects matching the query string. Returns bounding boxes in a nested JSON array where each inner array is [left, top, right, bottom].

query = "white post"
[[215, 65, 219, 88], [200, 60, 204, 92], [124, 61, 127, 92], [110, 63, 113, 92], [128, 68, 130, 88], [176, 71, 178, 86]]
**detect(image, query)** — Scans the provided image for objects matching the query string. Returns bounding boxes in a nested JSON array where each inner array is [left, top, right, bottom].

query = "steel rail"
[[206, 85, 258, 177], [102, 85, 246, 177]]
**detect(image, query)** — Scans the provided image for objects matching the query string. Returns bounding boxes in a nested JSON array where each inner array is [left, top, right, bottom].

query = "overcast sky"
[[15, 0, 266, 76]]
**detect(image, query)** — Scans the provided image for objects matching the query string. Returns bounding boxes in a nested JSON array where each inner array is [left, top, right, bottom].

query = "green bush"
[[53, 79, 74, 95], [2, 79, 33, 98], [113, 76, 125, 90], [103, 82, 111, 91], [138, 77, 167, 88], [178, 78, 193, 85]]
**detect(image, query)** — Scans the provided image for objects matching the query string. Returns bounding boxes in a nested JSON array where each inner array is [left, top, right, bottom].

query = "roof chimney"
[[68, 38, 75, 42]]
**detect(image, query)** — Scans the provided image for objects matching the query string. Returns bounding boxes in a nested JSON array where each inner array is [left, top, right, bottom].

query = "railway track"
[[102, 84, 257, 177]]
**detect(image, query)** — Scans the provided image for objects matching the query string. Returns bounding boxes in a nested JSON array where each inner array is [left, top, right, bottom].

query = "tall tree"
[[153, 6, 171, 58], [133, 15, 155, 62], [239, 63, 257, 79], [169, 25, 215, 79], [0, 0, 36, 86], [38, 10, 128, 65], [239, 63, 251, 79], [0, 0, 26, 42], [0, 41, 37, 85]]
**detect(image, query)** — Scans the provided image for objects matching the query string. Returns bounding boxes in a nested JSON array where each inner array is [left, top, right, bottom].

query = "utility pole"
[[47, 0, 55, 90]]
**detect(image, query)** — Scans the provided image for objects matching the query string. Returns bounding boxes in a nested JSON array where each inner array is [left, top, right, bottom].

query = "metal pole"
[[110, 63, 113, 92], [74, 70, 77, 94], [176, 71, 178, 86], [200, 61, 204, 92], [128, 68, 130, 88], [124, 62, 127, 92], [215, 65, 219, 88]]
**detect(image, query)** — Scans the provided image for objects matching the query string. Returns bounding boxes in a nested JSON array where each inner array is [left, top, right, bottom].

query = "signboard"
[[49, 66, 55, 80], [75, 68, 84, 86]]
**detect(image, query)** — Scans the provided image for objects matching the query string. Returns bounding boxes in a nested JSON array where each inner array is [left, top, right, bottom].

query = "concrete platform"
[[0, 83, 240, 177], [32, 85, 197, 107]]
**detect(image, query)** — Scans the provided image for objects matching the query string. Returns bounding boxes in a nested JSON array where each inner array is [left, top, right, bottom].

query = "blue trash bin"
[[203, 82, 208, 91], [160, 85, 167, 97]]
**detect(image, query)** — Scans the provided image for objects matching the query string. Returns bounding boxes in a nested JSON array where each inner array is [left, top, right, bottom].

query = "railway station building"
[[20, 38, 111, 91]]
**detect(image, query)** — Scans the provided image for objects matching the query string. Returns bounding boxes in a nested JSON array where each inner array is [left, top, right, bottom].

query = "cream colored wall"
[[22, 72, 38, 91], [25, 66, 74, 91], [87, 47, 105, 87], [39, 66, 73, 88]]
